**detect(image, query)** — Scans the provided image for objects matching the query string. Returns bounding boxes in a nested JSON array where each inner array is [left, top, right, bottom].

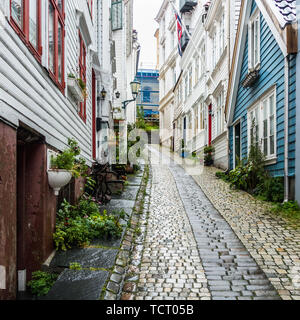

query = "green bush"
[[204, 146, 214, 166], [254, 177, 284, 203], [27, 271, 58, 297]]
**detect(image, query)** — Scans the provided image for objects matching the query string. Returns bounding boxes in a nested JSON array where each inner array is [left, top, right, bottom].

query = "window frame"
[[10, 0, 42, 61], [215, 90, 224, 137], [79, 30, 87, 122], [248, 9, 261, 71], [48, 0, 65, 92], [111, 0, 123, 31], [247, 88, 277, 160]]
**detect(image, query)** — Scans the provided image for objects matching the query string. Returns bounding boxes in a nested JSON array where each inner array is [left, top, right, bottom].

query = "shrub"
[[27, 271, 58, 297], [204, 146, 214, 166], [254, 177, 284, 203]]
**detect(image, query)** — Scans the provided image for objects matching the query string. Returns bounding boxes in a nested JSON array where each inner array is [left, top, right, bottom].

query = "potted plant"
[[48, 138, 88, 195], [67, 73, 84, 102], [204, 145, 215, 166]]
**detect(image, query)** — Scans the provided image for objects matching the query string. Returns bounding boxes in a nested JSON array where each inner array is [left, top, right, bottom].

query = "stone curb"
[[102, 165, 150, 300]]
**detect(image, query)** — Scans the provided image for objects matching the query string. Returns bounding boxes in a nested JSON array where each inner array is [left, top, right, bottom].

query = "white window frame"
[[215, 90, 224, 137], [248, 8, 260, 71], [247, 88, 277, 161], [188, 64, 193, 96]]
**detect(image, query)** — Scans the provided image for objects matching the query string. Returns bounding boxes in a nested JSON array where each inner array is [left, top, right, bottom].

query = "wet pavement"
[[130, 147, 280, 300]]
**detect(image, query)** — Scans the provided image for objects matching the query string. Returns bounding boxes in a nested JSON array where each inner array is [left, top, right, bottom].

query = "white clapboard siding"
[[0, 0, 96, 164]]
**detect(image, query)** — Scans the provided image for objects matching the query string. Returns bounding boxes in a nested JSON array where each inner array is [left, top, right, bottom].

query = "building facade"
[[226, 0, 297, 200], [111, 0, 140, 126], [0, 0, 125, 299], [136, 69, 159, 123]]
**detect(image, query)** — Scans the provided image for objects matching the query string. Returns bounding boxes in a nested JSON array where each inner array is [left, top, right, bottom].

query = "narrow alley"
[[124, 147, 281, 300]]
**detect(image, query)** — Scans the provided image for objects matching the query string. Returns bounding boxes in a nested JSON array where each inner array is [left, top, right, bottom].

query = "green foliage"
[[53, 180, 123, 251], [254, 177, 284, 203], [27, 271, 58, 297], [204, 145, 215, 166], [215, 171, 230, 182], [69, 262, 82, 270], [136, 106, 146, 129], [216, 142, 284, 204], [50, 138, 88, 178], [271, 201, 300, 221]]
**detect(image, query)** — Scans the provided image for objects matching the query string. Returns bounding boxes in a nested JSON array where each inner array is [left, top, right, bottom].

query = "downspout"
[[226, 0, 230, 172], [284, 55, 290, 202]]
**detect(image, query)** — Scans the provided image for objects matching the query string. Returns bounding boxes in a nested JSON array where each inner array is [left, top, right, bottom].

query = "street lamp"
[[122, 80, 141, 109], [100, 87, 107, 100]]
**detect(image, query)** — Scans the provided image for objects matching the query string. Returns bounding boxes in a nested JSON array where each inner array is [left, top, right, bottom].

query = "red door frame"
[[208, 104, 212, 146], [92, 69, 96, 160]]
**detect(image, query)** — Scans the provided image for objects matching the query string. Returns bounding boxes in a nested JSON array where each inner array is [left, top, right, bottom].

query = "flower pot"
[[48, 169, 73, 196]]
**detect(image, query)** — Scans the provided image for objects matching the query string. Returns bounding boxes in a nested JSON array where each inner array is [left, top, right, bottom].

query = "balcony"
[[180, 0, 197, 13]]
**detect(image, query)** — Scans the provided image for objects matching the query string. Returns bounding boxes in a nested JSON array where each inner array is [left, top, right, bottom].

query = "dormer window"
[[248, 9, 260, 70]]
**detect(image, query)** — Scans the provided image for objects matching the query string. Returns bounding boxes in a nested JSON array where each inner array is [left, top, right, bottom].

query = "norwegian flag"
[[175, 13, 183, 57]]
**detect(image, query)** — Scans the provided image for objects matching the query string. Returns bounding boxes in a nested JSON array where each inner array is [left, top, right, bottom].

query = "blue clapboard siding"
[[229, 0, 296, 178]]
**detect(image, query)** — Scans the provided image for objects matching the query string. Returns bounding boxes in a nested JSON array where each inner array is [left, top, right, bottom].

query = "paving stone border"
[[103, 165, 151, 300]]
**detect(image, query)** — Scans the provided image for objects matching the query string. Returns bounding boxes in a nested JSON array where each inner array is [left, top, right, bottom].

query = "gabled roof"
[[225, 0, 298, 126]]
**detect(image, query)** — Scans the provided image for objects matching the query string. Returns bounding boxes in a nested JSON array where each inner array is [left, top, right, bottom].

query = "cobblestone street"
[[128, 147, 300, 300]]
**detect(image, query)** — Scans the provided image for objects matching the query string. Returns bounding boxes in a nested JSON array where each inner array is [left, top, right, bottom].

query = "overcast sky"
[[133, 0, 163, 69]]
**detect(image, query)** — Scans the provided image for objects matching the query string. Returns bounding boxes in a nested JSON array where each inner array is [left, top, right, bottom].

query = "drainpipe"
[[226, 0, 230, 172], [284, 55, 290, 202]]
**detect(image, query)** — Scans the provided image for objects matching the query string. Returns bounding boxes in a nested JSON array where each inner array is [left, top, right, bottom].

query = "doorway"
[[234, 122, 241, 168]]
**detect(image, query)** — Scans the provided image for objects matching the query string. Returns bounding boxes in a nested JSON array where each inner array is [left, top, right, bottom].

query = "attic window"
[[248, 9, 260, 71]]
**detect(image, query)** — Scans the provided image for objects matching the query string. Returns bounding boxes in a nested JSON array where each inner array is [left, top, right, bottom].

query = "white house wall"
[[0, 0, 98, 165]]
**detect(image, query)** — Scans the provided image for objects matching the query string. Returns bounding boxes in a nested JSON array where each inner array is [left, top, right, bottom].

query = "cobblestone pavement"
[[191, 166, 300, 300], [134, 156, 210, 300], [132, 147, 281, 300], [155, 145, 300, 300]]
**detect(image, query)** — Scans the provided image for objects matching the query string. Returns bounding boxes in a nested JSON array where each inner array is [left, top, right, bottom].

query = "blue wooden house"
[[226, 0, 298, 200]]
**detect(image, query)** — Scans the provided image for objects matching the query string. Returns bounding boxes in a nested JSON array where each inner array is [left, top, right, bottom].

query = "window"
[[79, 31, 87, 121], [199, 102, 205, 130], [215, 91, 224, 136], [188, 65, 193, 95], [194, 105, 198, 135], [248, 89, 276, 158], [212, 32, 217, 69], [219, 13, 225, 56], [143, 87, 151, 103], [200, 43, 205, 76], [184, 74, 188, 101], [111, 0, 122, 31], [48, 0, 65, 90], [194, 55, 199, 85], [10, 0, 42, 59], [178, 81, 182, 103], [248, 9, 260, 70]]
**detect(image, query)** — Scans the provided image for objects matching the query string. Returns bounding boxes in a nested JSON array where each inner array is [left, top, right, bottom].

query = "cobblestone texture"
[[153, 145, 300, 300], [168, 161, 280, 300], [134, 154, 210, 300], [191, 166, 300, 300]]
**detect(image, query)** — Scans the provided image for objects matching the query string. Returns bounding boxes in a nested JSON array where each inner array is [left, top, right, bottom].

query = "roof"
[[271, 0, 297, 27]]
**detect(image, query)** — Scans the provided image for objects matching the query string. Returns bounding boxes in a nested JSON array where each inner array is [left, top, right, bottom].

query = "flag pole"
[[169, 0, 216, 88]]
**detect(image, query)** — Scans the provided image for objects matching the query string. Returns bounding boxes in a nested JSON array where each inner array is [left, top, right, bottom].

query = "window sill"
[[264, 156, 277, 166]]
